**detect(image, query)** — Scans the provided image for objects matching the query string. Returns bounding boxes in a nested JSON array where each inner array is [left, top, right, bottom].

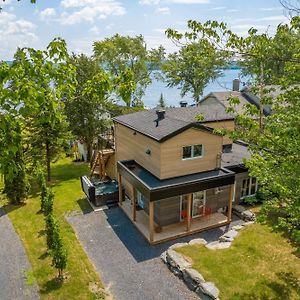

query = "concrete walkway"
[[0, 207, 39, 300], [67, 207, 243, 300]]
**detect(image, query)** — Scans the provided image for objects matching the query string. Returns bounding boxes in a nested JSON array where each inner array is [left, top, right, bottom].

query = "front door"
[[192, 191, 206, 218], [180, 191, 206, 221]]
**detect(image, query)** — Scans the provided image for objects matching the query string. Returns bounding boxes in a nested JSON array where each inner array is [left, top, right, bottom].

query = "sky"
[[0, 0, 290, 60]]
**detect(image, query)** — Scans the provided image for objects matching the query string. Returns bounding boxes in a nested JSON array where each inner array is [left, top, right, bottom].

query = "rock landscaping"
[[161, 221, 254, 299], [232, 204, 256, 221]]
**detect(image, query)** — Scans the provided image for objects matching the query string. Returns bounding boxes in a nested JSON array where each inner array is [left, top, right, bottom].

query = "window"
[[241, 177, 258, 198], [182, 144, 203, 160]]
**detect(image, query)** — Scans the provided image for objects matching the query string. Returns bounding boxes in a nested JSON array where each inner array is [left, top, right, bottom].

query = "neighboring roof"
[[221, 141, 251, 167], [113, 104, 234, 142], [200, 89, 273, 116]]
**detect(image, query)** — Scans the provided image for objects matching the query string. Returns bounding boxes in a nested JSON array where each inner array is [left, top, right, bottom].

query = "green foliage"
[[52, 243, 68, 279], [194, 113, 204, 122], [45, 212, 68, 278], [163, 41, 227, 103], [64, 54, 112, 161], [93, 34, 165, 106], [0, 116, 29, 203], [43, 188, 54, 216], [0, 38, 76, 183]]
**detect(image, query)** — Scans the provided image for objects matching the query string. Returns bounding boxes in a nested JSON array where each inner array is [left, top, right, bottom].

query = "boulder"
[[166, 249, 191, 275], [219, 236, 234, 243], [196, 282, 220, 300], [232, 224, 244, 231], [160, 251, 167, 264], [189, 238, 207, 246], [221, 230, 238, 239], [233, 204, 246, 213], [242, 210, 256, 221], [243, 221, 255, 226], [169, 242, 188, 249], [206, 241, 231, 250], [183, 268, 205, 291]]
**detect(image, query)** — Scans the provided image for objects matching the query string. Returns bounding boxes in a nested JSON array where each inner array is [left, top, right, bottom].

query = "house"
[[199, 79, 272, 115], [95, 102, 257, 244]]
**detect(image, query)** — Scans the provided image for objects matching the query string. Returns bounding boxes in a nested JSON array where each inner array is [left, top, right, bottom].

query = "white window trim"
[[182, 144, 204, 160], [240, 177, 258, 199], [179, 191, 206, 221]]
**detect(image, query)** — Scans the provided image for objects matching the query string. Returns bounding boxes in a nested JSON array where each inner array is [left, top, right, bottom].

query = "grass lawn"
[[0, 158, 108, 299], [177, 224, 300, 300]]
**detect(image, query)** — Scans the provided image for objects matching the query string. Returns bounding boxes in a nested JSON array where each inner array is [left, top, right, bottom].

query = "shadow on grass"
[[1, 202, 26, 215], [76, 198, 93, 215], [40, 277, 63, 295], [38, 229, 46, 237], [232, 272, 300, 300], [39, 252, 49, 260]]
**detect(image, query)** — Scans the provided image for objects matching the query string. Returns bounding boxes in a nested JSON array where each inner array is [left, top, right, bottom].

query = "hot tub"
[[80, 176, 121, 207]]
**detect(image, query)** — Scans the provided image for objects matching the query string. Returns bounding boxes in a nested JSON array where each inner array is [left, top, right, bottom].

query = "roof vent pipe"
[[156, 109, 165, 120], [232, 79, 240, 91], [179, 101, 188, 107]]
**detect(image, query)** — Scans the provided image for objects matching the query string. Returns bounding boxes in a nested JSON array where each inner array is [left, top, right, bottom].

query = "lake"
[[142, 69, 249, 108]]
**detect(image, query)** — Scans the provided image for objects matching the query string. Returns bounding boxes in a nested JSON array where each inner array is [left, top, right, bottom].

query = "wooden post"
[[132, 186, 137, 222], [118, 173, 123, 206], [187, 194, 192, 232], [227, 184, 234, 222], [149, 201, 154, 243]]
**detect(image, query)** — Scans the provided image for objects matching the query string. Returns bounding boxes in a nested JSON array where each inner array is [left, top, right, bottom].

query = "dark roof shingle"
[[113, 104, 234, 142]]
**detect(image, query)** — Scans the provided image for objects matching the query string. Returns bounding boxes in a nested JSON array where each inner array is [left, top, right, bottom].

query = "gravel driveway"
[[67, 206, 243, 300], [0, 207, 39, 300]]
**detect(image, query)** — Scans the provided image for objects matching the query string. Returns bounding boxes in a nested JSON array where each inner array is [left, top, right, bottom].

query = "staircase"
[[91, 149, 115, 179]]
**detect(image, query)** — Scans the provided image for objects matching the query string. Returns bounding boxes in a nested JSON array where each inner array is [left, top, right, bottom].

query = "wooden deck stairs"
[[91, 149, 115, 179]]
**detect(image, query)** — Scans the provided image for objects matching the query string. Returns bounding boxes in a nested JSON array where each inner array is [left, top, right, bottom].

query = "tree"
[[64, 54, 112, 162], [164, 24, 229, 103], [0, 38, 76, 182], [93, 34, 165, 106], [0, 115, 29, 203], [158, 93, 166, 108]]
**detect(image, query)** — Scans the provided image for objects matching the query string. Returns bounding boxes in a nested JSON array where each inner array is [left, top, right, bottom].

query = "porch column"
[[132, 186, 137, 222], [227, 184, 234, 222], [118, 173, 123, 206], [149, 201, 154, 243], [187, 194, 192, 232]]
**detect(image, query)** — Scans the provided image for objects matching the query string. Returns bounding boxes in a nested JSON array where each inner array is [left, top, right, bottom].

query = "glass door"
[[137, 191, 145, 209], [192, 191, 206, 218]]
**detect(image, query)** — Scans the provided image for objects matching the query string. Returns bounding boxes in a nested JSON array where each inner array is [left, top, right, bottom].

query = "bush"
[[52, 244, 68, 279], [43, 189, 54, 216], [45, 214, 59, 251]]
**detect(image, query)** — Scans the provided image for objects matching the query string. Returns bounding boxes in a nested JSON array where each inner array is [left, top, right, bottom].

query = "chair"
[[204, 207, 212, 220]]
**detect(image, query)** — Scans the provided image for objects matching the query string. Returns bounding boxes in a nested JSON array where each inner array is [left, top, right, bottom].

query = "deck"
[[121, 198, 229, 244]]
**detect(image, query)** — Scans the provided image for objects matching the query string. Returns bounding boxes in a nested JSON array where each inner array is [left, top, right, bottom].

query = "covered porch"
[[117, 160, 235, 244]]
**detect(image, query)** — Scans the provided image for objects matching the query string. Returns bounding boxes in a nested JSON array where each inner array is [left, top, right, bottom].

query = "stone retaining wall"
[[161, 222, 254, 299]]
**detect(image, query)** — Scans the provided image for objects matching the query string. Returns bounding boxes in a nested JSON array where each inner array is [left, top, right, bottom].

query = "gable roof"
[[113, 104, 234, 142], [200, 89, 272, 116]]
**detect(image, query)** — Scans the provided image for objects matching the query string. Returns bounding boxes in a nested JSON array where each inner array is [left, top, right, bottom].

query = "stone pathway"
[[67, 207, 243, 300], [0, 207, 39, 300]]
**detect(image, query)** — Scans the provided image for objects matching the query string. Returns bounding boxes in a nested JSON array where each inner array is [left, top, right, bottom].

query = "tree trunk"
[[46, 141, 51, 182], [86, 141, 92, 164]]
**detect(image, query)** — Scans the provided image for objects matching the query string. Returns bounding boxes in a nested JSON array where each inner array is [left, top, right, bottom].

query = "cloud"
[[0, 12, 38, 60], [168, 0, 210, 3], [139, 0, 160, 5], [259, 7, 283, 11], [40, 8, 56, 20], [156, 7, 170, 14], [260, 15, 288, 22], [154, 28, 166, 34], [89, 25, 100, 34], [60, 0, 126, 25], [210, 6, 226, 10], [227, 9, 239, 13]]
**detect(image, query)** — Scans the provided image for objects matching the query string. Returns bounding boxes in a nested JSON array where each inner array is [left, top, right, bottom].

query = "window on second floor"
[[182, 144, 203, 160], [241, 177, 258, 198]]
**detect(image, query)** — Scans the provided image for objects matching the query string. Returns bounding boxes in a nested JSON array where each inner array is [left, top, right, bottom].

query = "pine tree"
[[158, 93, 166, 108]]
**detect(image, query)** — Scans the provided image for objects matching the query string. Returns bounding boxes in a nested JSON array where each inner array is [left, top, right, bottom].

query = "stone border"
[[161, 222, 254, 299], [232, 204, 256, 222]]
